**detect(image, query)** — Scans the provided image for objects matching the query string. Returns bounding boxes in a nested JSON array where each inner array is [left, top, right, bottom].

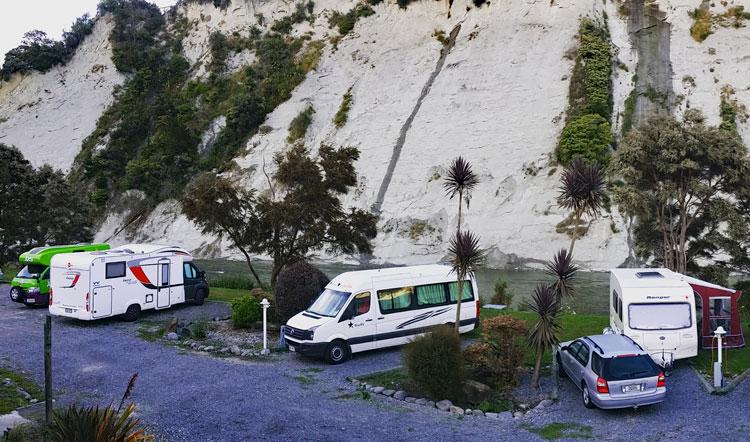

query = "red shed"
[[683, 275, 745, 349]]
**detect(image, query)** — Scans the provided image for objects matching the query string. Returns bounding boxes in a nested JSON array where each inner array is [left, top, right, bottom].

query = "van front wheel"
[[325, 340, 349, 364], [122, 304, 141, 322]]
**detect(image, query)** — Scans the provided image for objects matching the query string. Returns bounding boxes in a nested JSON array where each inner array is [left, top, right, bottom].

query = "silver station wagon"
[[557, 334, 667, 409]]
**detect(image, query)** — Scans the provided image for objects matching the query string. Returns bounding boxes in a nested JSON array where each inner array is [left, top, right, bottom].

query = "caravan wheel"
[[122, 304, 141, 322]]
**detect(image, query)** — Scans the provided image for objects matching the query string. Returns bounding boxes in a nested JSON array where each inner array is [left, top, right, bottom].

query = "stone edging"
[[345, 376, 551, 420], [692, 365, 750, 395]]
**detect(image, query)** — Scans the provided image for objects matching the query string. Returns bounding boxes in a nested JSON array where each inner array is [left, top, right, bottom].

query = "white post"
[[261, 298, 270, 355], [714, 326, 726, 388]]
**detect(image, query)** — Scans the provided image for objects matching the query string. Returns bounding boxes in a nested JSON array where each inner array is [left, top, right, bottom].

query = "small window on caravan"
[[416, 283, 447, 306], [161, 264, 169, 286], [448, 281, 474, 302], [106, 262, 126, 279], [378, 287, 413, 313], [629, 302, 692, 330]]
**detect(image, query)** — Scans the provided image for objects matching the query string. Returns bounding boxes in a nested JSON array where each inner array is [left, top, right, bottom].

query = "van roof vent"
[[635, 271, 663, 279]]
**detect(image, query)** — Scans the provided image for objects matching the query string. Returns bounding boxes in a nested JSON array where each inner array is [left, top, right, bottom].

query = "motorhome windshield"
[[16, 264, 46, 279], [307, 289, 351, 317], [629, 302, 692, 330]]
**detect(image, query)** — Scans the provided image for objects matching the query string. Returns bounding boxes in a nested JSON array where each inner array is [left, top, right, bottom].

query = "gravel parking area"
[[1, 284, 748, 441]]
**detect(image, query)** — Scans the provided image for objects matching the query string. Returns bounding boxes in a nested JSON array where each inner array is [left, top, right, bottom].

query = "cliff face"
[[2, 0, 749, 270]]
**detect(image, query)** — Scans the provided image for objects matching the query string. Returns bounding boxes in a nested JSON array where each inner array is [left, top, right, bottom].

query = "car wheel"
[[9, 287, 22, 303], [194, 290, 206, 306], [121, 304, 141, 322], [582, 383, 595, 409], [325, 340, 349, 365]]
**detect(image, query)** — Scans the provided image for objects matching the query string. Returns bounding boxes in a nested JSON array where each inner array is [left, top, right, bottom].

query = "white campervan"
[[49, 244, 209, 321], [284, 265, 480, 364], [609, 268, 698, 367]]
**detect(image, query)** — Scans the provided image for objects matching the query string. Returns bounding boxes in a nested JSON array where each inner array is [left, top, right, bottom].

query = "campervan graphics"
[[609, 268, 698, 367], [49, 244, 208, 321], [285, 265, 480, 364]]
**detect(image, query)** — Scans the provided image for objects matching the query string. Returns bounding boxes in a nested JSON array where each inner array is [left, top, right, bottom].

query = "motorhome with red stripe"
[[49, 244, 209, 321]]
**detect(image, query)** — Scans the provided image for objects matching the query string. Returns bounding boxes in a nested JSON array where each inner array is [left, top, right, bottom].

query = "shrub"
[[557, 113, 612, 166], [232, 295, 262, 328], [287, 104, 315, 143], [271, 1, 314, 34], [333, 87, 353, 128], [490, 280, 513, 306], [689, 8, 713, 42], [274, 261, 330, 323], [734, 280, 750, 320], [328, 3, 374, 35], [192, 319, 208, 340], [464, 315, 527, 388], [402, 326, 465, 401], [578, 20, 612, 120]]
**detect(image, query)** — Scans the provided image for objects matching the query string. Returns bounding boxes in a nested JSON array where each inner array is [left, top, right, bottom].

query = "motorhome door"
[[157, 259, 171, 308], [92, 286, 112, 318]]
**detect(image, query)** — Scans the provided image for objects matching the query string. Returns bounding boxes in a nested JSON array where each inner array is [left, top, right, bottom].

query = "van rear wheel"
[[122, 304, 140, 322], [325, 340, 349, 365]]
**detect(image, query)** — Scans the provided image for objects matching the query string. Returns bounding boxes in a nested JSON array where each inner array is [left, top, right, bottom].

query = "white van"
[[284, 265, 480, 364], [49, 244, 209, 321], [609, 268, 698, 367]]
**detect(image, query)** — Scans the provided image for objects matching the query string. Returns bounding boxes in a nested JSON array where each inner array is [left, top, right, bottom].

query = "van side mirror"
[[200, 271, 206, 279]]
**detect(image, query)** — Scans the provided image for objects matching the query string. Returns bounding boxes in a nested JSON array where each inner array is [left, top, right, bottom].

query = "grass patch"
[[287, 104, 315, 143], [293, 374, 317, 386], [694, 322, 750, 378], [333, 86, 353, 128], [476, 397, 515, 413], [524, 422, 593, 440], [136, 323, 165, 342], [0, 368, 43, 414], [208, 287, 249, 304], [208, 274, 255, 290], [299, 40, 325, 72], [358, 368, 408, 390]]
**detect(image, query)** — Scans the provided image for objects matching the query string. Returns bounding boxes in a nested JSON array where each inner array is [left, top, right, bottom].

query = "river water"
[[194, 259, 611, 314]]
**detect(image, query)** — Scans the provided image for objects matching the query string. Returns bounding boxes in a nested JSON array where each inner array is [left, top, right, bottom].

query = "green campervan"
[[9, 244, 110, 306]]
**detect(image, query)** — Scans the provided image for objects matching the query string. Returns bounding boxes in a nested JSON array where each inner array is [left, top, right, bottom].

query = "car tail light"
[[596, 377, 609, 394], [85, 292, 90, 312], [657, 372, 666, 388], [49, 289, 53, 306]]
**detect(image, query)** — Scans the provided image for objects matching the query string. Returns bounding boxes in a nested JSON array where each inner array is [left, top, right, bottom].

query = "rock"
[[372, 386, 384, 394], [203, 346, 215, 352], [462, 379, 491, 403], [405, 397, 416, 403], [0, 411, 30, 433], [449, 405, 464, 414], [165, 332, 179, 341], [465, 409, 472, 415], [364, 384, 373, 391], [519, 403, 529, 410], [415, 398, 427, 405], [485, 412, 499, 418], [435, 400, 453, 412], [230, 345, 242, 355], [513, 411, 524, 419], [498, 411, 513, 420], [393, 391, 407, 400], [426, 401, 435, 408], [240, 350, 250, 357], [538, 399, 553, 408], [382, 389, 395, 397], [473, 410, 484, 417], [29, 398, 38, 404]]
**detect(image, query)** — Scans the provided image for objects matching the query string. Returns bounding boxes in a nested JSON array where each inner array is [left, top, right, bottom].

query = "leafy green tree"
[[526, 283, 561, 388], [1, 30, 64, 78], [448, 230, 485, 332], [612, 113, 750, 273]]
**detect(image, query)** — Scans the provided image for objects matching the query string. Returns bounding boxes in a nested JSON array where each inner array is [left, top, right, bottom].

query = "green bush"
[[557, 113, 612, 166], [232, 295, 262, 328], [192, 319, 208, 340], [463, 315, 527, 389], [328, 3, 374, 35], [402, 326, 465, 401], [271, 1, 315, 34], [274, 261, 330, 323], [287, 104, 315, 143], [578, 20, 612, 120], [490, 280, 513, 306]]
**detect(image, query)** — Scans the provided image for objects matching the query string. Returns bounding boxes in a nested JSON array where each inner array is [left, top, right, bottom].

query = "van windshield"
[[307, 289, 351, 317], [628, 302, 692, 330], [16, 264, 46, 279], [602, 355, 660, 381]]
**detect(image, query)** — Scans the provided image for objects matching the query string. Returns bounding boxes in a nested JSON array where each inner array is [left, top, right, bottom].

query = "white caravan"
[[49, 244, 209, 321], [284, 265, 480, 364], [609, 268, 698, 367]]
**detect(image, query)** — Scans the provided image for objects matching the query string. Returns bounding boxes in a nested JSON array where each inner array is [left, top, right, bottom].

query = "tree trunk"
[[270, 259, 283, 290], [454, 277, 464, 333], [531, 346, 544, 388], [550, 344, 559, 400], [457, 190, 463, 232], [568, 210, 582, 255], [237, 246, 264, 289]]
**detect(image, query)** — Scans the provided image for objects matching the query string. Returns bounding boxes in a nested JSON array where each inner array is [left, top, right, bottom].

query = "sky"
[[0, 0, 177, 64]]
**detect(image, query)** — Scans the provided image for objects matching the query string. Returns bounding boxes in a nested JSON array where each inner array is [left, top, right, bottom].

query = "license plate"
[[623, 384, 642, 393], [288, 345, 296, 352], [26, 298, 35, 303], [65, 308, 73, 313]]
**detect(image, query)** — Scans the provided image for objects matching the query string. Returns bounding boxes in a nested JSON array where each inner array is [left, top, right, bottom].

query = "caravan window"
[[629, 302, 692, 330], [378, 287, 414, 313], [416, 283, 447, 306], [106, 262, 126, 279], [448, 281, 474, 302]]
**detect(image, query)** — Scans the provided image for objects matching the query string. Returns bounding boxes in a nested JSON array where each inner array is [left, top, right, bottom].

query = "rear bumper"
[[592, 388, 667, 409], [285, 337, 327, 358], [49, 304, 91, 320]]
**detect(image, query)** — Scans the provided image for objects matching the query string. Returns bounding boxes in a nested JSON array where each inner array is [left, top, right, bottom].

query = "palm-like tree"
[[545, 248, 578, 302], [444, 157, 479, 232], [448, 230, 485, 333], [526, 283, 561, 388], [556, 158, 606, 254]]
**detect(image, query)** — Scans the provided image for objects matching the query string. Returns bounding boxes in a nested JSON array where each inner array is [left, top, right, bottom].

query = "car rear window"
[[602, 355, 660, 381]]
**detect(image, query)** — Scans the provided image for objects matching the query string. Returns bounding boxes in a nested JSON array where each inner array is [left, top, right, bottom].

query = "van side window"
[[448, 281, 474, 302], [183, 263, 197, 279], [416, 283, 447, 306], [106, 262, 126, 279], [351, 292, 371, 316], [378, 287, 413, 313]]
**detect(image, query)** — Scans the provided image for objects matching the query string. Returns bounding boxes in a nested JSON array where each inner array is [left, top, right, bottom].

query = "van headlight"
[[309, 325, 320, 340]]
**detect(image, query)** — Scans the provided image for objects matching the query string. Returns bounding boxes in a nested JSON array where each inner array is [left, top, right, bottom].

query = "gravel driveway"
[[0, 284, 748, 441]]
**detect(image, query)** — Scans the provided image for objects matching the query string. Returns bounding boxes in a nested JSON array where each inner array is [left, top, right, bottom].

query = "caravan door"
[[157, 259, 172, 308]]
